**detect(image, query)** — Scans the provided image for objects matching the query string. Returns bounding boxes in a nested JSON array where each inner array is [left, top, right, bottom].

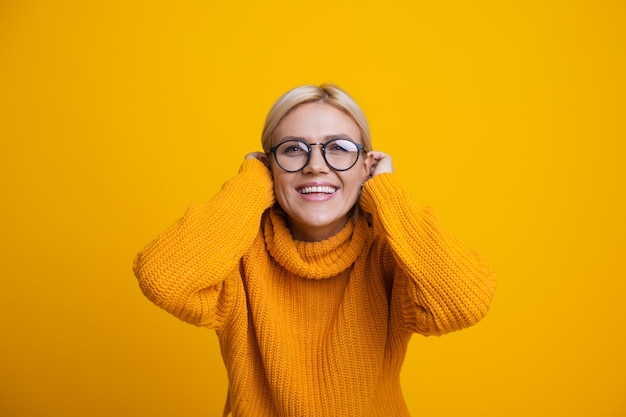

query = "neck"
[[287, 216, 350, 242]]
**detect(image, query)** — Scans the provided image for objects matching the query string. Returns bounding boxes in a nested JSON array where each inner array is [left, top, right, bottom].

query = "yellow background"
[[1, 0, 624, 416]]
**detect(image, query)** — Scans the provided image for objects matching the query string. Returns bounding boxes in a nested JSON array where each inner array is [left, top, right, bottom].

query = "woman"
[[133, 84, 496, 417]]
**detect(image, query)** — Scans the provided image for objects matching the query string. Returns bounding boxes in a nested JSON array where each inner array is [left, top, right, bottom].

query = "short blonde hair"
[[261, 84, 372, 153]]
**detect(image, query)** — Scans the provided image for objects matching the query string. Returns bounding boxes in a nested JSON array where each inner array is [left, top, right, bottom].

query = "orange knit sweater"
[[133, 159, 496, 417]]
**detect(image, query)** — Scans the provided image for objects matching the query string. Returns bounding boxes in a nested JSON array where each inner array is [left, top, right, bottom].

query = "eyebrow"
[[279, 134, 356, 143]]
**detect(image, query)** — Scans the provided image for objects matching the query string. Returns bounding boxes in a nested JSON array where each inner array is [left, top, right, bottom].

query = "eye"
[[327, 139, 358, 153], [279, 141, 308, 156]]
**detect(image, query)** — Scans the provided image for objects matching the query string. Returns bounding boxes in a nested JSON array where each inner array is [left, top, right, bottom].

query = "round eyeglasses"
[[269, 139, 364, 173]]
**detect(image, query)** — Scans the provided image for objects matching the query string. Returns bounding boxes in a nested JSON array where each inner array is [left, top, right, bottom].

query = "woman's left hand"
[[367, 151, 394, 178]]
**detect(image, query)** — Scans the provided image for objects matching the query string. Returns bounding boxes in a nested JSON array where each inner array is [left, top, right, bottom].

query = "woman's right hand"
[[245, 152, 269, 167]]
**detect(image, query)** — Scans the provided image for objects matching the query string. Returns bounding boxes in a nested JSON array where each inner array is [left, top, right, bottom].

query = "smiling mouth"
[[297, 186, 337, 194]]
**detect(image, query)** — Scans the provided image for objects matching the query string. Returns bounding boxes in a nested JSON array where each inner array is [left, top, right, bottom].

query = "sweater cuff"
[[360, 173, 406, 214], [238, 157, 268, 175], [232, 158, 275, 210]]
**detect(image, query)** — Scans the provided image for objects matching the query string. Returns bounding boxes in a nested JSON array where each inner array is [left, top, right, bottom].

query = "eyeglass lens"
[[274, 139, 361, 172]]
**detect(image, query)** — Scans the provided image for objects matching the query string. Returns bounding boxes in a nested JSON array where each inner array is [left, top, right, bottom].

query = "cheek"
[[270, 170, 291, 203], [270, 164, 282, 189], [343, 173, 365, 198], [355, 162, 370, 185]]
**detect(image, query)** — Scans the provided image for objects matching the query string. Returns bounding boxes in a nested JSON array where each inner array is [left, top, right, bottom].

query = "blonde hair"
[[261, 84, 372, 153]]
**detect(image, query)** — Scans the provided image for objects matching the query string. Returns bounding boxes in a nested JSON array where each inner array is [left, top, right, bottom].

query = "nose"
[[302, 143, 329, 174]]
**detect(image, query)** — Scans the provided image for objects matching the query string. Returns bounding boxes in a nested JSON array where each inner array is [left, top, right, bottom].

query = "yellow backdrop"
[[1, 0, 624, 416]]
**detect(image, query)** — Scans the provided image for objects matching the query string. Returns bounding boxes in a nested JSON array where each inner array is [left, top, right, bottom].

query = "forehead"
[[274, 102, 361, 143]]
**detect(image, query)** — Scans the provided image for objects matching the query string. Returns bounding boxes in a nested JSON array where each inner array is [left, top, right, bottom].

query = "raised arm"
[[133, 158, 274, 328], [360, 155, 496, 336]]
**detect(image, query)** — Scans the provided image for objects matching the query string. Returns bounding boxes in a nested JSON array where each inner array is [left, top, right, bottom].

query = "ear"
[[361, 152, 375, 182]]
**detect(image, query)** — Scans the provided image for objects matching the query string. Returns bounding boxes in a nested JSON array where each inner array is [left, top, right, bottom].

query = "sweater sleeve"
[[133, 159, 275, 328], [360, 173, 496, 336]]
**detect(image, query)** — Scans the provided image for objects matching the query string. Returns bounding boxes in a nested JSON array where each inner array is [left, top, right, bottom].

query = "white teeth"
[[298, 186, 336, 194]]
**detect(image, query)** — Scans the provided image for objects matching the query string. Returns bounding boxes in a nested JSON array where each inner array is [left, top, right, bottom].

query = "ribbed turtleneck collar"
[[263, 208, 369, 279]]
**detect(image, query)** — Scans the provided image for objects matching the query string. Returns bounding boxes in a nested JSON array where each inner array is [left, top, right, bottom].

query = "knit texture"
[[133, 159, 496, 417]]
